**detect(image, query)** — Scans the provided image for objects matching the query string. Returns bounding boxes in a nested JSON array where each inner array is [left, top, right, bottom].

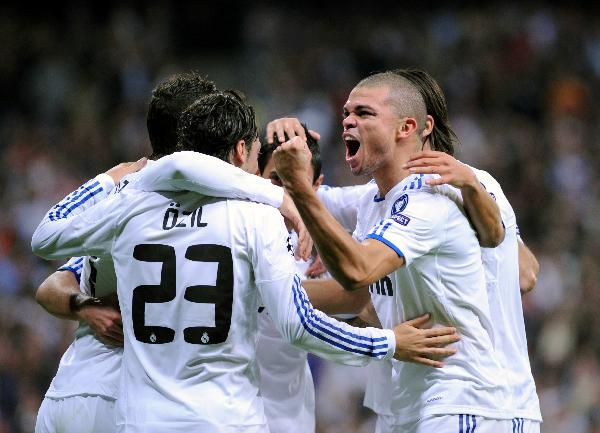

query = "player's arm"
[[36, 262, 123, 346], [253, 208, 459, 367], [403, 151, 504, 247], [518, 239, 539, 295], [31, 185, 122, 260], [302, 278, 371, 315], [273, 138, 404, 291]]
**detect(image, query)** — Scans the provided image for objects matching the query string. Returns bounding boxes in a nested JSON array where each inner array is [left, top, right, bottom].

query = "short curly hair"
[[147, 71, 217, 158]]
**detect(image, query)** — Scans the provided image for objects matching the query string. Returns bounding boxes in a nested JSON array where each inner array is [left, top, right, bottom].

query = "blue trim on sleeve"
[[290, 275, 389, 357], [48, 181, 103, 221], [57, 265, 82, 284], [366, 233, 405, 258]]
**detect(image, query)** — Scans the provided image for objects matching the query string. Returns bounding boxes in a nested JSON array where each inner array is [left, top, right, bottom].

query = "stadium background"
[[1, 3, 599, 432]]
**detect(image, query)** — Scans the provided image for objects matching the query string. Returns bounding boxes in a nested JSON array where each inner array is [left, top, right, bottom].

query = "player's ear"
[[230, 139, 247, 168], [312, 174, 324, 192]]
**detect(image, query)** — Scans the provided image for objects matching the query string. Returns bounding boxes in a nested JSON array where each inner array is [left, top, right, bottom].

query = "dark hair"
[[258, 124, 321, 184], [147, 71, 217, 159], [176, 90, 258, 162], [391, 68, 459, 156]]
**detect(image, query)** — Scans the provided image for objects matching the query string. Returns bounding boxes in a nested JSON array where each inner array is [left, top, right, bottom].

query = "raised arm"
[[273, 138, 404, 291], [136, 151, 284, 207], [403, 150, 504, 247]]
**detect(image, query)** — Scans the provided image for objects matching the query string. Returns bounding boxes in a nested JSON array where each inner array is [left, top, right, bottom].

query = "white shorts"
[[35, 395, 116, 433], [375, 414, 540, 433]]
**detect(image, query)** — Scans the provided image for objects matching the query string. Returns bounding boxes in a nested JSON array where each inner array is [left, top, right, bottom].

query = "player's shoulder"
[[227, 198, 283, 223]]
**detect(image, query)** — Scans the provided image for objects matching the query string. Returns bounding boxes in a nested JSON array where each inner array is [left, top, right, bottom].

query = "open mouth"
[[345, 138, 361, 157]]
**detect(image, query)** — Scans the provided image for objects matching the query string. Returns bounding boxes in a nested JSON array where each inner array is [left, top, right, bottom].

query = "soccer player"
[[34, 72, 295, 433], [272, 70, 517, 432], [33, 72, 219, 433], [254, 125, 323, 433], [403, 151, 542, 431], [32, 90, 460, 433]]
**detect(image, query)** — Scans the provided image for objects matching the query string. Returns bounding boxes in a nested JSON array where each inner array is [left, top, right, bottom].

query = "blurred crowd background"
[[1, 2, 599, 432]]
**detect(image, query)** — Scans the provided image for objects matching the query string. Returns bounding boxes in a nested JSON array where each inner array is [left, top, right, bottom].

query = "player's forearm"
[[139, 151, 284, 207], [36, 271, 81, 320], [286, 184, 375, 290], [518, 240, 539, 295], [303, 278, 370, 315], [461, 182, 504, 248], [261, 275, 395, 366]]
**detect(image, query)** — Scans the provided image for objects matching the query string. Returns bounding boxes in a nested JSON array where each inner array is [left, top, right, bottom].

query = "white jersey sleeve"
[[317, 183, 374, 232], [31, 182, 124, 260], [366, 189, 448, 266], [251, 207, 396, 366], [57, 256, 85, 285], [135, 151, 284, 208]]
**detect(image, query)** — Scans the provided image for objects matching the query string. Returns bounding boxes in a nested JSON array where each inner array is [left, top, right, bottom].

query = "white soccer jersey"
[[132, 154, 377, 433], [255, 230, 315, 433], [32, 180, 396, 433], [42, 173, 123, 401], [45, 256, 122, 401], [317, 183, 374, 232], [468, 167, 541, 422], [353, 173, 510, 423], [362, 170, 541, 422]]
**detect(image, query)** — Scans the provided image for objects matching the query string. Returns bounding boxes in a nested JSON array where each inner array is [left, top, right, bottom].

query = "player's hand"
[[306, 253, 327, 278], [266, 117, 321, 144], [106, 157, 148, 184], [392, 313, 459, 367], [76, 304, 124, 347], [279, 192, 313, 261], [273, 136, 313, 190], [403, 151, 477, 189]]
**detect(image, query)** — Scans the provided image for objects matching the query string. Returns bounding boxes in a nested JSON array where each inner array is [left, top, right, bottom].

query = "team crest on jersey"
[[391, 213, 411, 226], [391, 194, 409, 215], [286, 235, 294, 257]]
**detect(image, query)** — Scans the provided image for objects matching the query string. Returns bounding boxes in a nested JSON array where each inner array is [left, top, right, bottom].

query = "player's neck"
[[373, 156, 412, 198]]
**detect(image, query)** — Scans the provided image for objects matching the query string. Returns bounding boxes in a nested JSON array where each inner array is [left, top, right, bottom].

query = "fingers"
[[308, 129, 321, 141], [131, 157, 148, 171], [408, 356, 444, 368], [295, 225, 314, 262], [266, 122, 276, 144], [402, 313, 431, 328], [306, 255, 327, 278], [422, 333, 461, 347], [266, 118, 306, 144], [424, 177, 448, 186], [407, 150, 445, 162], [422, 326, 458, 337], [404, 157, 441, 169]]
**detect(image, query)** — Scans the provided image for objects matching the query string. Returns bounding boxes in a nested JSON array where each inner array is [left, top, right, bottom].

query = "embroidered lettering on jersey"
[[114, 179, 130, 194], [391, 194, 409, 215], [391, 213, 411, 226], [401, 174, 424, 192], [162, 202, 208, 230]]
